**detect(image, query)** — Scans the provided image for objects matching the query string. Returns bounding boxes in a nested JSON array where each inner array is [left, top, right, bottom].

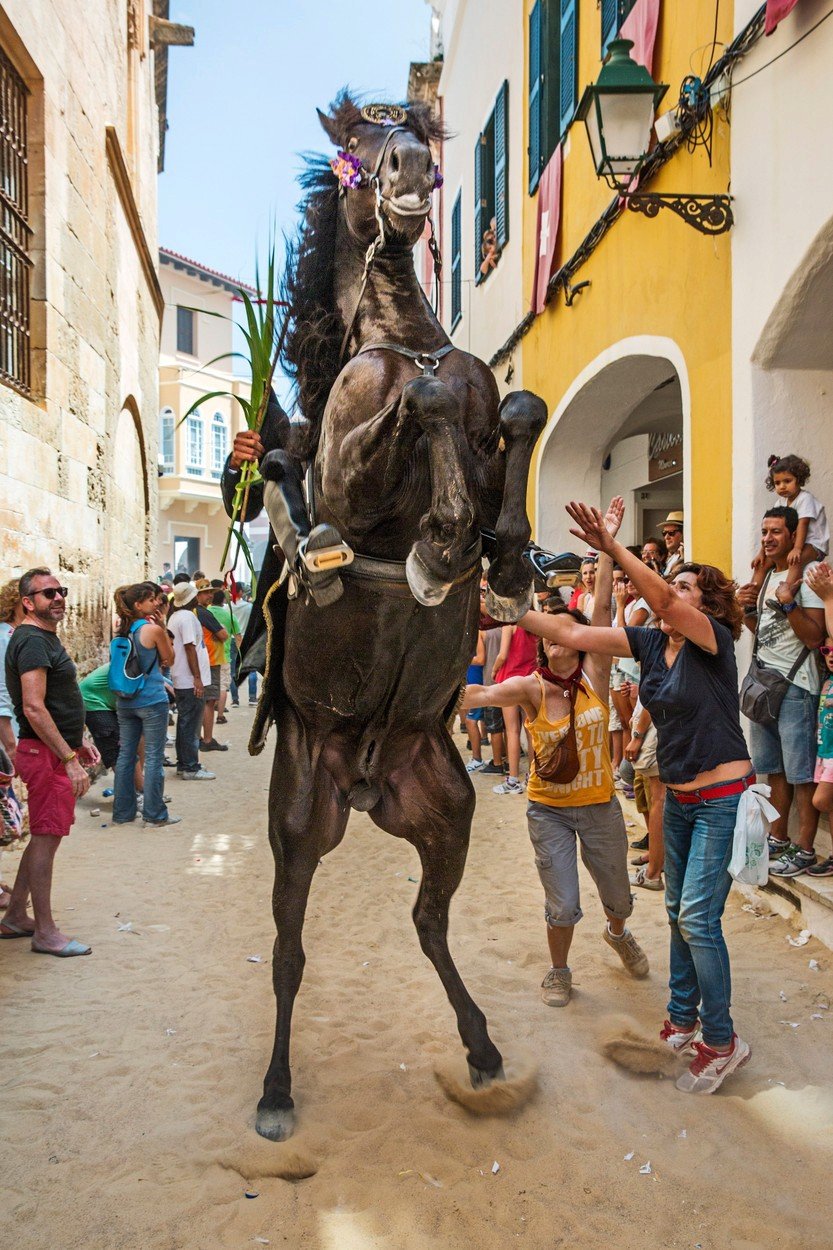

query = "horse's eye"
[[347, 137, 358, 152]]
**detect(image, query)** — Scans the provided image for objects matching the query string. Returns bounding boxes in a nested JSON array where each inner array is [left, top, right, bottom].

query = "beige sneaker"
[[603, 926, 649, 978], [541, 966, 572, 1007]]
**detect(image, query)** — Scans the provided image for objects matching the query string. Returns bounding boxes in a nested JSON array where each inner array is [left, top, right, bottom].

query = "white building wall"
[[437, 0, 525, 389], [731, 0, 833, 580]]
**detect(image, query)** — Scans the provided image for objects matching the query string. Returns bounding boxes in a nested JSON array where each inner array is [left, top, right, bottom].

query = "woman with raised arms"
[[463, 498, 650, 1011], [519, 500, 753, 1096]]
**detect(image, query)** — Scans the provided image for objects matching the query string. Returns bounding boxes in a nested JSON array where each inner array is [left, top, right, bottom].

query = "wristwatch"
[[782, 600, 798, 615], [631, 731, 644, 740]]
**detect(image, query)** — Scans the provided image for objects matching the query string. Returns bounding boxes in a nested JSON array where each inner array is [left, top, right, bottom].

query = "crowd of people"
[[2, 448, 832, 1096], [461, 452, 833, 1097], [0, 567, 256, 956]]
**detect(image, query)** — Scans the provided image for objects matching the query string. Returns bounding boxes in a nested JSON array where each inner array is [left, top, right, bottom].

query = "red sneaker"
[[676, 1034, 751, 1094], [660, 1019, 700, 1056]]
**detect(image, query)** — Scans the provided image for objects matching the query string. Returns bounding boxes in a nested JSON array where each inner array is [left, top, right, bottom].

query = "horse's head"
[[318, 94, 442, 247]]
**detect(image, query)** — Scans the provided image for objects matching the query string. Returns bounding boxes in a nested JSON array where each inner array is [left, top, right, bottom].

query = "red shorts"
[[15, 738, 76, 837]]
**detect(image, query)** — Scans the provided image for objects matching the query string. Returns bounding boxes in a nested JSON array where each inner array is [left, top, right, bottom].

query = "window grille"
[[0, 46, 32, 396], [450, 193, 462, 330], [177, 305, 195, 355]]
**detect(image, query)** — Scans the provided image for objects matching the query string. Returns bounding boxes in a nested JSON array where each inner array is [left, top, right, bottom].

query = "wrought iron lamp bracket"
[[624, 192, 733, 236]]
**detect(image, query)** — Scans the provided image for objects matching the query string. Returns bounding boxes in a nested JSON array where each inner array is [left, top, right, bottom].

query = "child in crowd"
[[752, 454, 829, 595], [805, 634, 833, 877]]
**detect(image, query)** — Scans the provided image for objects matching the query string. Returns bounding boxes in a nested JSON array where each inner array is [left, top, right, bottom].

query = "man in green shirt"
[[208, 590, 242, 724], [78, 664, 119, 769]]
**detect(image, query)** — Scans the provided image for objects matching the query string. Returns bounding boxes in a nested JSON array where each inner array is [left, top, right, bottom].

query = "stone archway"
[[534, 337, 691, 553], [108, 397, 151, 584]]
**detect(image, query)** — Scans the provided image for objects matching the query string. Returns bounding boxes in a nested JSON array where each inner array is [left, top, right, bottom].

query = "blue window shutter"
[[474, 133, 484, 284], [494, 80, 509, 249], [601, 0, 617, 53], [559, 0, 578, 138], [451, 193, 462, 329], [528, 0, 543, 193]]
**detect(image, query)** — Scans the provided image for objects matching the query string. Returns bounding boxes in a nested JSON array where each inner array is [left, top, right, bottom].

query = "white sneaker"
[[143, 814, 183, 828], [676, 1034, 751, 1094], [178, 768, 216, 780], [493, 778, 524, 795], [660, 1018, 700, 1056], [466, 759, 485, 773]]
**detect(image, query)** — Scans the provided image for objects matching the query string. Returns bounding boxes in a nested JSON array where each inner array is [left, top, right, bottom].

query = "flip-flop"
[[0, 920, 36, 938], [31, 939, 92, 957]]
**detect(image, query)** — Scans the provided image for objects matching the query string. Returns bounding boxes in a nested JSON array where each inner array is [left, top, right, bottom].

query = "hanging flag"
[[619, 0, 661, 74], [765, 0, 801, 36], [531, 146, 563, 315]]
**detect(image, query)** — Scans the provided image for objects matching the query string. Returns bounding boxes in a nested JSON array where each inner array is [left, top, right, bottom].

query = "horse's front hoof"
[[468, 1061, 506, 1089], [256, 1101, 296, 1142], [484, 582, 534, 623], [406, 548, 452, 608]]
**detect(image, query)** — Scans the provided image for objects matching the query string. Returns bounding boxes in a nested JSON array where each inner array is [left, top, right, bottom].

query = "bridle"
[[336, 125, 443, 364]]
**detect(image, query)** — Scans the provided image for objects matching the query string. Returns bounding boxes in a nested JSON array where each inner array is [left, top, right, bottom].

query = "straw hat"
[[172, 581, 198, 608], [194, 578, 212, 591], [657, 510, 684, 531]]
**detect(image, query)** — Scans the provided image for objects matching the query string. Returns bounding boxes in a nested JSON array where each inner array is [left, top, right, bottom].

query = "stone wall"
[[0, 1, 161, 674]]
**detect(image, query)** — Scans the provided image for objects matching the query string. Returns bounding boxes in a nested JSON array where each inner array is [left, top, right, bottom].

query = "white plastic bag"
[[729, 783, 779, 885]]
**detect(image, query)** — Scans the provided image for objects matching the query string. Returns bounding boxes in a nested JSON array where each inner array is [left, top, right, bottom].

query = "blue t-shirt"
[[624, 619, 749, 785]]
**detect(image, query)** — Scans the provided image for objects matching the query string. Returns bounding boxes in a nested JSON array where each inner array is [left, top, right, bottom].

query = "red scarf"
[[536, 664, 587, 697]]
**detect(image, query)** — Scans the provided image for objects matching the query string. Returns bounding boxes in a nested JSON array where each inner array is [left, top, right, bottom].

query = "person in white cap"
[[658, 512, 685, 578], [167, 583, 215, 781]]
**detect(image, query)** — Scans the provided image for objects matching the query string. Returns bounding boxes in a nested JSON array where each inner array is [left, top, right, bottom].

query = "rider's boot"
[[261, 452, 353, 607]]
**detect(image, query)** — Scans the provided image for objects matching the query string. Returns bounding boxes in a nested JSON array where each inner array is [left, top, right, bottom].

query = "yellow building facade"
[[511, 0, 734, 566]]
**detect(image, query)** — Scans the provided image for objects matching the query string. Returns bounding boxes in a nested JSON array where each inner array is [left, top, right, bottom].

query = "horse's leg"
[[370, 731, 504, 1085], [484, 390, 548, 622], [256, 718, 349, 1141], [399, 376, 477, 607]]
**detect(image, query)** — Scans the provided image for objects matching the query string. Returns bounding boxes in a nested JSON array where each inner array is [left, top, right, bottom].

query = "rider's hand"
[[230, 430, 265, 470]]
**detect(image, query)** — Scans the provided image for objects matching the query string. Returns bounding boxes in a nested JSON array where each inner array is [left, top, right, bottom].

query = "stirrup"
[[299, 542, 354, 573]]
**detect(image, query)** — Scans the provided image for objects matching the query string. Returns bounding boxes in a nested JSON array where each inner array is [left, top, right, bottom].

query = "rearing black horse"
[[244, 94, 547, 1141]]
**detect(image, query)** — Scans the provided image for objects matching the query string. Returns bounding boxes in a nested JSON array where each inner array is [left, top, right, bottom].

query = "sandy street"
[[2, 706, 833, 1250]]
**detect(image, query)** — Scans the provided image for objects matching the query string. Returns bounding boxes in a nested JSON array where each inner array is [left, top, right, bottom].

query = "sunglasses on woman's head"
[[33, 586, 69, 601]]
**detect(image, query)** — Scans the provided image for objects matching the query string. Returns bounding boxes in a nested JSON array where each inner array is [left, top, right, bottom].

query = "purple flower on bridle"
[[331, 150, 365, 190], [433, 165, 444, 190]]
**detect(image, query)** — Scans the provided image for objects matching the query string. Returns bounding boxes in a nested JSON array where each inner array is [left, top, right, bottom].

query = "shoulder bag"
[[739, 573, 809, 727]]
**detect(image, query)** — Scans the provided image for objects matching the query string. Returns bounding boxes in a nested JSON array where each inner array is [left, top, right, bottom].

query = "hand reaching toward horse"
[[566, 500, 618, 556], [806, 561, 833, 602], [230, 429, 265, 470], [602, 495, 625, 541]]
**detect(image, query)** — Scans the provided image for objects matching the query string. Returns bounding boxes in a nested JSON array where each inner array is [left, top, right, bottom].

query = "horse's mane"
[[281, 90, 446, 459]]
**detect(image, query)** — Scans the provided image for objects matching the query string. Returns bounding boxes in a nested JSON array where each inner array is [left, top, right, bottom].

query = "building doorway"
[[174, 536, 200, 575]]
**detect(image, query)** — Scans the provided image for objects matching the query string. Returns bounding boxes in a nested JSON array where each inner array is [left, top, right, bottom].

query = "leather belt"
[[669, 772, 755, 804]]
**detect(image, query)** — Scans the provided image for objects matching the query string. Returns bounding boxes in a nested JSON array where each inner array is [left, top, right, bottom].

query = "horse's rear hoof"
[[468, 1061, 506, 1089], [256, 1102, 296, 1142], [406, 548, 452, 607], [484, 583, 534, 623]]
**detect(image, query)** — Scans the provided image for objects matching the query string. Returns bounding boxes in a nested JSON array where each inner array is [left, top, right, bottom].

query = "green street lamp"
[[576, 38, 733, 236], [577, 39, 668, 190]]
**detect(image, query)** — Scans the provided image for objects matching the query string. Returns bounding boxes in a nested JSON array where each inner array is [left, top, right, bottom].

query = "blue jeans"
[[748, 682, 818, 784], [663, 791, 740, 1047], [230, 641, 257, 704], [114, 700, 169, 824], [174, 687, 205, 774]]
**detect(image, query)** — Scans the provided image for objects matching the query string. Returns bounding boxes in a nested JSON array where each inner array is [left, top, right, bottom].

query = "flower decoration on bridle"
[[433, 165, 444, 190], [330, 149, 365, 190]]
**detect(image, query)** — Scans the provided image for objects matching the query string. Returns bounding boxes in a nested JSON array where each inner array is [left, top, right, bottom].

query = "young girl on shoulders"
[[752, 454, 829, 594]]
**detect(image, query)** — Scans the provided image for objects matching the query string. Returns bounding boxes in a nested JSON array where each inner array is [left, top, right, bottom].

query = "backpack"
[[109, 620, 156, 699]]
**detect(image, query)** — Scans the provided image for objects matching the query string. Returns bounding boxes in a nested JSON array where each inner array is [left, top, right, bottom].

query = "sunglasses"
[[33, 586, 69, 601], [661, 529, 681, 537], [820, 646, 833, 656]]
